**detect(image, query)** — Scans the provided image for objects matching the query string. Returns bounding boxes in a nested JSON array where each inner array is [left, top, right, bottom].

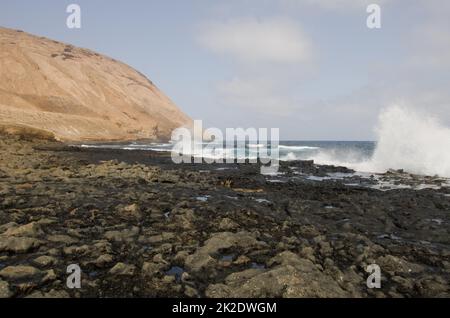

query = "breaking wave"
[[279, 145, 320, 151], [359, 105, 450, 177], [288, 105, 450, 178], [79, 105, 450, 178]]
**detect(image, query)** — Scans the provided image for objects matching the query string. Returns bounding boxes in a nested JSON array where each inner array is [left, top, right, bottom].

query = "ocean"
[[81, 106, 450, 178], [81, 140, 375, 170], [79, 139, 450, 191]]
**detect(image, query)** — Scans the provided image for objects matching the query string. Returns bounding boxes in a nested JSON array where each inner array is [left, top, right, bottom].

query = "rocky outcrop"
[[0, 134, 449, 298], [0, 27, 192, 141], [206, 251, 349, 298]]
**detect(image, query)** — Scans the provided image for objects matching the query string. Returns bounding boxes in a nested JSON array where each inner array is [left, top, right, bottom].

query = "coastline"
[[0, 133, 449, 298]]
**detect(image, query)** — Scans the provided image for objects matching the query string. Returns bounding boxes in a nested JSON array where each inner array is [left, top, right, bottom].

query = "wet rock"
[[36, 218, 58, 226], [47, 234, 79, 245], [0, 265, 43, 281], [109, 263, 136, 276], [0, 236, 42, 253], [46, 248, 60, 257], [174, 251, 189, 264], [162, 275, 176, 283], [63, 245, 90, 256], [234, 255, 251, 265], [1, 134, 449, 298], [94, 254, 114, 268], [104, 227, 139, 242], [0, 280, 12, 298], [339, 267, 364, 297], [185, 231, 260, 272], [42, 269, 57, 283], [317, 241, 333, 257], [173, 211, 196, 230], [376, 255, 425, 275], [91, 240, 113, 254], [152, 253, 169, 264], [26, 289, 70, 298], [3, 222, 44, 237], [224, 268, 264, 283], [156, 243, 173, 254], [298, 225, 321, 238], [218, 218, 239, 231], [416, 276, 449, 297], [142, 261, 168, 277], [142, 262, 160, 277], [33, 256, 57, 267], [184, 285, 199, 298], [118, 203, 142, 220], [148, 232, 176, 244], [299, 246, 316, 262], [392, 276, 415, 294], [0, 222, 18, 233], [206, 251, 349, 298]]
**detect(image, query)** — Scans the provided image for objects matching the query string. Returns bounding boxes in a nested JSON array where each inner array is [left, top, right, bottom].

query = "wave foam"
[[360, 105, 450, 177], [280, 105, 450, 178], [279, 145, 319, 151]]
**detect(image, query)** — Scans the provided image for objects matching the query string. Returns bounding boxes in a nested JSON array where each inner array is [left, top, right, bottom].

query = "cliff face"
[[0, 27, 192, 141]]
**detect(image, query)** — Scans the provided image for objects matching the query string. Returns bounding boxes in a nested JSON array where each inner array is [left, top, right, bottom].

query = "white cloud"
[[196, 1, 450, 139], [198, 17, 312, 64], [217, 77, 297, 115], [408, 22, 450, 69], [282, 0, 389, 11]]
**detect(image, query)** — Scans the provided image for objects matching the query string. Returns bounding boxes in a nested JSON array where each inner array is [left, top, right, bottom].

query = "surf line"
[[171, 119, 280, 175]]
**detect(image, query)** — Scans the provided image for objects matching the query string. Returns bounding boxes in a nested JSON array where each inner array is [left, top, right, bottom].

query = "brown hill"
[[0, 27, 192, 141]]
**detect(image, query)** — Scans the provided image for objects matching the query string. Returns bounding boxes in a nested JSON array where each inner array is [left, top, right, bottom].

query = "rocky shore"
[[0, 133, 449, 298]]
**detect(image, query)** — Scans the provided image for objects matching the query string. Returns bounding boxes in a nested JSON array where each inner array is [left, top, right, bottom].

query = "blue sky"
[[1, 0, 449, 140]]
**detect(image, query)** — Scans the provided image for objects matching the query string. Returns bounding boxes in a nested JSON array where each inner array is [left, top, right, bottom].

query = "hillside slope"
[[0, 27, 192, 141]]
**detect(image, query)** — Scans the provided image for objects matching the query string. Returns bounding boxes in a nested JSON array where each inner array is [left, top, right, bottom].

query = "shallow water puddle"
[[216, 167, 238, 171], [344, 183, 363, 187], [143, 245, 152, 252], [266, 179, 286, 183], [195, 195, 210, 202], [253, 198, 271, 204], [306, 175, 333, 182], [250, 262, 266, 270], [297, 170, 450, 192], [89, 271, 99, 278], [430, 218, 443, 225], [377, 233, 402, 240], [220, 254, 236, 262], [165, 266, 185, 283]]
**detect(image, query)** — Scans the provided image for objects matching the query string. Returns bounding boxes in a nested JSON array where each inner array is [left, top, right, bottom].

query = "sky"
[[1, 0, 449, 140]]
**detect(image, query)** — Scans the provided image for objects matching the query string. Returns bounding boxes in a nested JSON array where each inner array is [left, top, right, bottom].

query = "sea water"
[[80, 106, 450, 178]]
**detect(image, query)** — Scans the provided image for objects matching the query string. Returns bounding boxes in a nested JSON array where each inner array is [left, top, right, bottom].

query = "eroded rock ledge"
[[0, 134, 449, 298]]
